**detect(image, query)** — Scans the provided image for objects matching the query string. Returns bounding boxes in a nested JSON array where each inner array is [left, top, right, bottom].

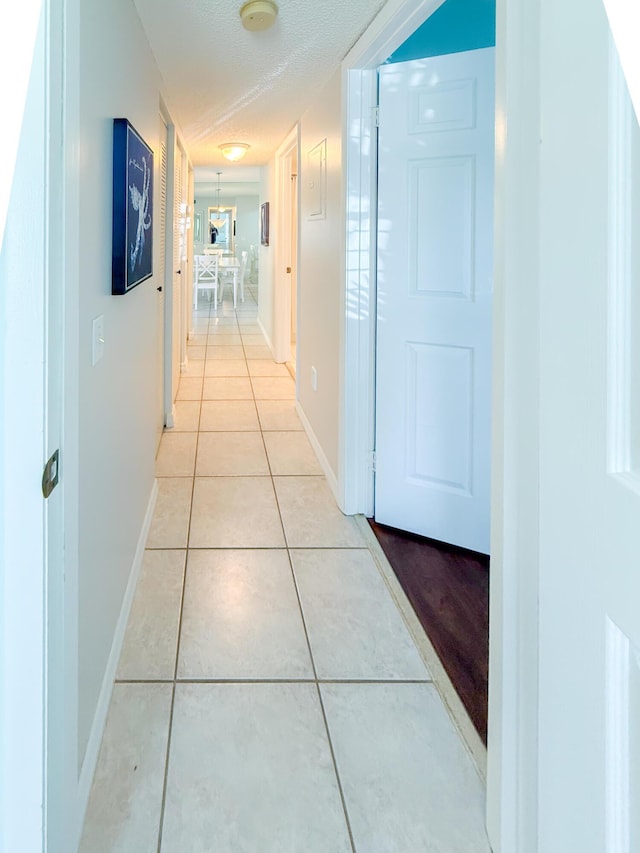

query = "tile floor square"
[[117, 550, 186, 680], [79, 684, 172, 853], [155, 432, 197, 477], [202, 377, 253, 400], [176, 377, 203, 401], [205, 345, 245, 360], [321, 683, 491, 853], [240, 334, 267, 346], [274, 476, 365, 548], [256, 400, 304, 431], [195, 431, 269, 476], [180, 360, 205, 378], [199, 400, 260, 432], [263, 431, 323, 475], [291, 549, 429, 680], [207, 325, 241, 336], [247, 360, 291, 377], [171, 401, 200, 431], [204, 358, 248, 377], [178, 549, 313, 679], [190, 477, 285, 548], [208, 334, 242, 346], [146, 478, 192, 549], [160, 684, 351, 852], [244, 345, 273, 360], [251, 376, 296, 400], [186, 345, 206, 361]]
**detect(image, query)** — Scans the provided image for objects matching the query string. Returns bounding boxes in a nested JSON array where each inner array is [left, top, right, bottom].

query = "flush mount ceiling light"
[[219, 142, 250, 162], [240, 0, 278, 32]]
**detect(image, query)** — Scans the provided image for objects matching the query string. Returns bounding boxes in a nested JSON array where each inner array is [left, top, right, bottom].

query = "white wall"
[[236, 195, 260, 258], [297, 70, 344, 479], [77, 0, 163, 769]]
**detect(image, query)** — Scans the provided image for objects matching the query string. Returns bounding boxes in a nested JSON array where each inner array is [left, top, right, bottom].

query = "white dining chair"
[[193, 254, 219, 309], [218, 250, 248, 309]]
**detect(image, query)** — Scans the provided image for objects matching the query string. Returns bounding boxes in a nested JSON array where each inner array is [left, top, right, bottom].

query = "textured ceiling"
[[133, 0, 388, 168]]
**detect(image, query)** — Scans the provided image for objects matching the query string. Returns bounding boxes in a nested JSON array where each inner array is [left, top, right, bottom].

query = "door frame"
[[340, 0, 540, 850], [273, 124, 300, 364]]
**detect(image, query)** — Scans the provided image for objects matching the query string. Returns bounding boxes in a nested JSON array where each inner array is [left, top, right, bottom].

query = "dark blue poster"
[[112, 119, 153, 294]]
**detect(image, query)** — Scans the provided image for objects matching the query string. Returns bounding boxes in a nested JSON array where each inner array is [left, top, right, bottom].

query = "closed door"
[[375, 47, 495, 553], [157, 114, 168, 442]]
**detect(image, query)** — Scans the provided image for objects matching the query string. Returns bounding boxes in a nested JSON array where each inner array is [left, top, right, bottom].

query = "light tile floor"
[[80, 291, 491, 852]]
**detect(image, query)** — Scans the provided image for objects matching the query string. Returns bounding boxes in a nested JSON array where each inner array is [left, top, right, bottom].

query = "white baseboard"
[[295, 401, 340, 503], [74, 478, 159, 847], [257, 316, 275, 358], [165, 403, 176, 430]]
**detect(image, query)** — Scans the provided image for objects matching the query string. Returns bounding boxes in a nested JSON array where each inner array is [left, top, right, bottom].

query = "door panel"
[[375, 48, 495, 553]]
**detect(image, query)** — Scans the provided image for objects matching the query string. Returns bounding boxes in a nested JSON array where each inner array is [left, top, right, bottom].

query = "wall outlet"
[[311, 366, 318, 391], [92, 315, 105, 366]]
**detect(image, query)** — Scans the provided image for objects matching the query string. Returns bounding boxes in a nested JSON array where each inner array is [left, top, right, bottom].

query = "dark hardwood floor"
[[368, 519, 489, 743]]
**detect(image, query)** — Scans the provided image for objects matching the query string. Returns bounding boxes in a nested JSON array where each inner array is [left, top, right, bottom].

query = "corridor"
[[79, 288, 490, 852]]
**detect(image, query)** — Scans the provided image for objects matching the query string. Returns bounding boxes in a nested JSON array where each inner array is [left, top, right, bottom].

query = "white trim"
[[74, 480, 158, 849], [340, 1, 541, 851], [339, 0, 445, 518], [161, 112, 176, 426], [296, 401, 340, 499], [257, 315, 275, 356], [273, 124, 300, 364], [606, 616, 631, 853]]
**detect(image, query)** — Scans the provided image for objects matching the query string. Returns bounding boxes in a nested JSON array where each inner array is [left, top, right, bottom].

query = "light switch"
[[92, 315, 105, 365], [311, 366, 317, 391]]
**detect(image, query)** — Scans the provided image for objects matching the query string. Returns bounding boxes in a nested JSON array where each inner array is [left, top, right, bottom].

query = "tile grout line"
[[155, 299, 218, 853], [159, 304, 363, 849], [115, 677, 431, 685], [284, 550, 359, 852]]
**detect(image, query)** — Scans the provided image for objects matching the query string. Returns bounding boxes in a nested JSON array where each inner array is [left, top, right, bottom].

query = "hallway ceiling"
[[133, 0, 388, 168]]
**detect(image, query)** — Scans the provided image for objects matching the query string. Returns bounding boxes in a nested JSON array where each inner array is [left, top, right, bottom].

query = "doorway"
[[274, 125, 300, 366], [288, 167, 298, 375]]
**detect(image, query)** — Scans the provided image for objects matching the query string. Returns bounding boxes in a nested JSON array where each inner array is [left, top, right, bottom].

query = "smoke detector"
[[240, 0, 278, 32]]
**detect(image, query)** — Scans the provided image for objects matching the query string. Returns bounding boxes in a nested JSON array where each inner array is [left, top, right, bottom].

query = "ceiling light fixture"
[[219, 142, 250, 162], [240, 0, 278, 32], [212, 172, 226, 228]]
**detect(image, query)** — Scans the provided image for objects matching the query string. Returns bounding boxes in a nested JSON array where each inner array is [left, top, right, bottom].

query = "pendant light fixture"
[[212, 172, 226, 229]]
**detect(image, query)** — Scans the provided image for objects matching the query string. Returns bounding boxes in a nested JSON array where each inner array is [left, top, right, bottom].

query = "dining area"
[[193, 249, 249, 311]]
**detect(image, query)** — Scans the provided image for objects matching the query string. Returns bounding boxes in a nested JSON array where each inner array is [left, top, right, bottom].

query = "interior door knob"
[[286, 266, 292, 273], [157, 286, 163, 292]]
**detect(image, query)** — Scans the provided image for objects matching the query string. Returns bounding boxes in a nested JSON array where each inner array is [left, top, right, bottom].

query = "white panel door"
[[375, 48, 495, 553], [534, 2, 640, 846]]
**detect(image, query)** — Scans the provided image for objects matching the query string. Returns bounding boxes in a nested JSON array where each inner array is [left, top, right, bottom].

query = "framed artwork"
[[260, 201, 270, 246], [112, 118, 154, 294]]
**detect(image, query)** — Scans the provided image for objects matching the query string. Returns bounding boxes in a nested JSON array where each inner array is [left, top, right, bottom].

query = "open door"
[[375, 47, 495, 554]]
